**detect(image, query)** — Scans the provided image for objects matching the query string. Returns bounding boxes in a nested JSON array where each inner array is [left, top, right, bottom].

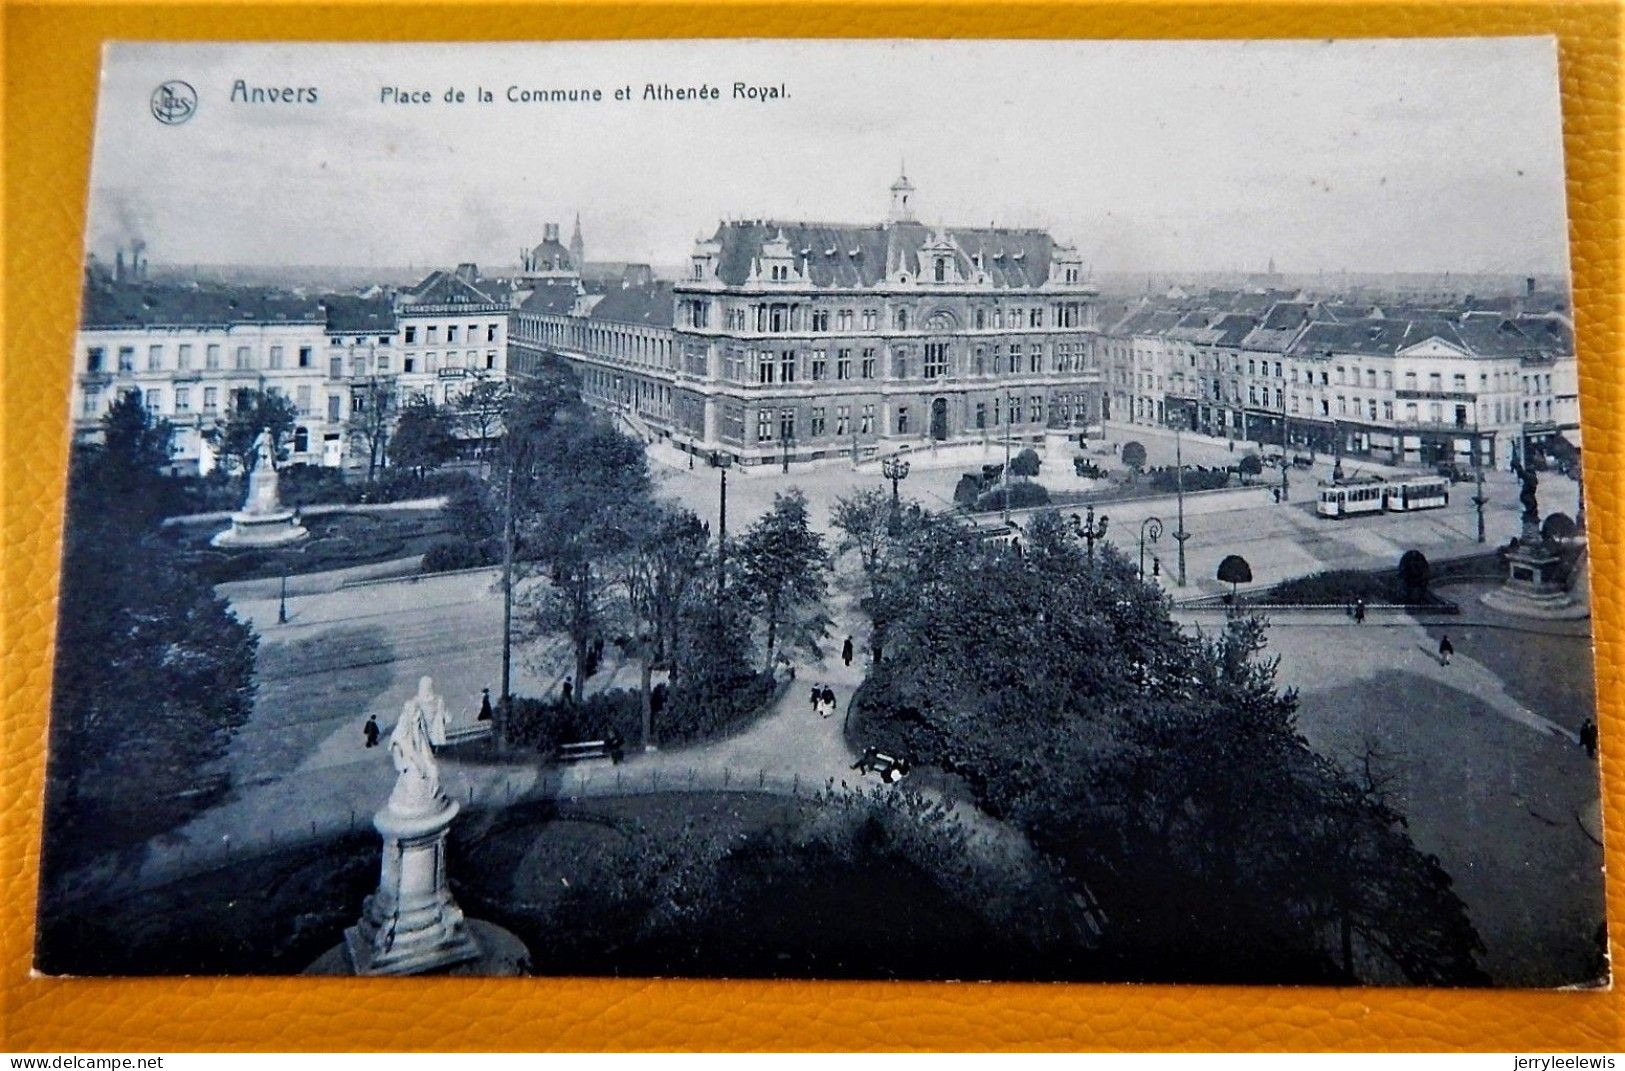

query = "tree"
[[514, 408, 653, 696], [1398, 549, 1430, 596], [45, 399, 258, 889], [620, 504, 711, 746], [345, 376, 399, 483], [205, 389, 298, 476], [832, 488, 940, 663], [1121, 440, 1147, 478], [454, 377, 512, 478], [388, 397, 457, 477], [849, 519, 1485, 984], [1010, 447, 1042, 478], [1217, 554, 1253, 602], [1238, 452, 1264, 483], [736, 490, 832, 673]]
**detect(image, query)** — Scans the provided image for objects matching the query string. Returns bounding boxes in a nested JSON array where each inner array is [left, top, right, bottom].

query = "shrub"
[[422, 540, 495, 573], [1398, 550, 1431, 595], [1120, 441, 1147, 472], [953, 473, 984, 508], [1263, 567, 1442, 607], [662, 670, 778, 746], [1010, 448, 1042, 478], [975, 481, 1050, 512], [1147, 466, 1230, 494], [1238, 453, 1264, 481], [504, 688, 643, 753]]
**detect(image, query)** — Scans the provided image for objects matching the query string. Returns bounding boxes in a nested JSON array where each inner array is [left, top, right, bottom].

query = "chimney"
[[115, 249, 126, 282], [1526, 276, 1536, 297]]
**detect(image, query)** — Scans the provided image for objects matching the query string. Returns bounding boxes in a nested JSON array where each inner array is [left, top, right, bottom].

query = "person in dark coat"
[[1580, 718, 1599, 759], [363, 715, 380, 748], [1438, 634, 1454, 666], [478, 687, 494, 721], [1353, 598, 1366, 625], [562, 676, 574, 703], [810, 685, 823, 715], [821, 685, 837, 718], [651, 681, 668, 719], [842, 635, 855, 668]]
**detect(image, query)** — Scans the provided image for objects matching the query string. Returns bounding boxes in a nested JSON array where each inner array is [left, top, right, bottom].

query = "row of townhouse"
[[71, 263, 511, 473], [510, 173, 1107, 466], [1100, 293, 1578, 469]]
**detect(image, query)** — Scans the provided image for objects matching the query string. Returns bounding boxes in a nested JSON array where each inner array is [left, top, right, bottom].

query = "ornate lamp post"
[[1139, 515, 1165, 581], [1070, 506, 1109, 562], [1171, 411, 1190, 587], [882, 454, 911, 531], [1280, 404, 1290, 503], [278, 571, 290, 625]]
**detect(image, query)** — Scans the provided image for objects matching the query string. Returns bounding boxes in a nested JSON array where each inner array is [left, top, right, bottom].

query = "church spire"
[[569, 213, 585, 270]]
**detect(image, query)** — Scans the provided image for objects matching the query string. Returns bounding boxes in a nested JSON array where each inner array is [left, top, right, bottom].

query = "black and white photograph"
[[37, 37, 1605, 987]]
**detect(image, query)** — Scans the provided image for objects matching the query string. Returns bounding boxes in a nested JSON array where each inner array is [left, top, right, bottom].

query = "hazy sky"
[[88, 38, 1571, 276]]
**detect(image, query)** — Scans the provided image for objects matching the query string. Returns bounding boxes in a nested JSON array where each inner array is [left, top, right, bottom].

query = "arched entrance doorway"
[[930, 397, 949, 441]]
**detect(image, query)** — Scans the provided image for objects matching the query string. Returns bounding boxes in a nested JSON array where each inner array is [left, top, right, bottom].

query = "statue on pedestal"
[[211, 427, 309, 548], [386, 678, 446, 814]]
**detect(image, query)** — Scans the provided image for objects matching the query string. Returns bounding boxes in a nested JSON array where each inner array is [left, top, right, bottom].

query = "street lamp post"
[[714, 451, 733, 599], [882, 454, 911, 531], [1070, 506, 1109, 562], [1139, 516, 1165, 581], [1003, 396, 1016, 522], [1280, 405, 1290, 503], [278, 571, 289, 625], [1172, 412, 1190, 587], [1471, 418, 1488, 544]]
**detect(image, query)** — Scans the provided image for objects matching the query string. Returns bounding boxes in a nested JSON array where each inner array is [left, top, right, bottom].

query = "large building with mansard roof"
[[661, 171, 1104, 464]]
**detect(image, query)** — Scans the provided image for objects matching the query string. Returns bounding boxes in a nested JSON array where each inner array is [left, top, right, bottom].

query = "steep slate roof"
[[1241, 302, 1319, 352], [321, 295, 395, 334], [708, 220, 1063, 290], [81, 283, 323, 328], [518, 281, 581, 316], [402, 269, 503, 307], [1288, 316, 1553, 361], [587, 282, 675, 328]]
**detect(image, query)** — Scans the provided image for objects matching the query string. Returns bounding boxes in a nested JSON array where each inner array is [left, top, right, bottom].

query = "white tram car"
[[1317, 476, 1449, 518]]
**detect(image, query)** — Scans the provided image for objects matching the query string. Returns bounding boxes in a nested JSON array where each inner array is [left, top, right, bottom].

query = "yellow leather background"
[[3, 0, 1622, 1051]]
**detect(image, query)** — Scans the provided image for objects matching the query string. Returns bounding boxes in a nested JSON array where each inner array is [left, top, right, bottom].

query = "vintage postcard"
[[38, 37, 1604, 986]]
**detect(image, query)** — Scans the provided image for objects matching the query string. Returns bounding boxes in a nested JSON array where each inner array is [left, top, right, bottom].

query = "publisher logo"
[[151, 80, 198, 125]]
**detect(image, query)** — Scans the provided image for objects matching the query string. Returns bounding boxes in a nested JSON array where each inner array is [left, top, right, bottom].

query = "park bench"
[[556, 732, 625, 765], [852, 746, 911, 784]]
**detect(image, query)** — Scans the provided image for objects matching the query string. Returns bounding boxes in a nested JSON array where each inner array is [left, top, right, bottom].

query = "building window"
[[146, 388, 163, 413], [327, 394, 341, 422], [204, 387, 219, 412], [174, 387, 190, 413], [757, 411, 773, 442], [235, 346, 252, 370], [835, 406, 850, 437], [896, 308, 910, 331], [82, 387, 101, 417], [1030, 308, 1043, 328], [147, 345, 163, 371], [779, 350, 797, 383], [836, 349, 852, 381], [757, 352, 774, 384], [812, 309, 829, 332], [269, 345, 284, 370], [924, 342, 947, 379], [860, 405, 874, 435], [811, 350, 828, 380], [861, 348, 877, 379], [896, 406, 909, 434], [117, 347, 135, 372], [86, 347, 104, 373], [1029, 344, 1042, 373], [296, 386, 312, 415], [811, 407, 827, 437], [1030, 394, 1043, 423], [205, 344, 220, 370], [975, 402, 987, 429], [177, 344, 192, 370], [862, 309, 878, 331], [934, 258, 947, 283]]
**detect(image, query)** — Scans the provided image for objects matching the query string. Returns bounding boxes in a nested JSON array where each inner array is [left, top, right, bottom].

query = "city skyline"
[[88, 38, 1571, 278]]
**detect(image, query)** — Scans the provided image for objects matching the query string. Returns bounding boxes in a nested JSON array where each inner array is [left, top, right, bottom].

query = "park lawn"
[[170, 508, 457, 583]]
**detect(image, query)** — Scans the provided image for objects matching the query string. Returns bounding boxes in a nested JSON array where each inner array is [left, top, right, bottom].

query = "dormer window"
[[896, 308, 910, 331], [934, 258, 947, 283]]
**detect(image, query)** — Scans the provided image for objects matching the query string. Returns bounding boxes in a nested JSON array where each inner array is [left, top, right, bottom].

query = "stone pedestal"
[[342, 796, 482, 976], [1481, 539, 1588, 620], [211, 445, 309, 548]]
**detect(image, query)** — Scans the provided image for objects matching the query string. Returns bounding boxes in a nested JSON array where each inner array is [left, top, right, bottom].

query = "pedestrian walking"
[[1438, 634, 1454, 666], [478, 687, 494, 721], [821, 685, 837, 718], [562, 676, 573, 704], [842, 635, 854, 668], [1354, 598, 1366, 625], [363, 715, 380, 748], [810, 684, 823, 716], [1580, 718, 1599, 759]]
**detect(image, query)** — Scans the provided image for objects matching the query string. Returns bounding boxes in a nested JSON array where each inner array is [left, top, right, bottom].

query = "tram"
[[1316, 476, 1450, 518]]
